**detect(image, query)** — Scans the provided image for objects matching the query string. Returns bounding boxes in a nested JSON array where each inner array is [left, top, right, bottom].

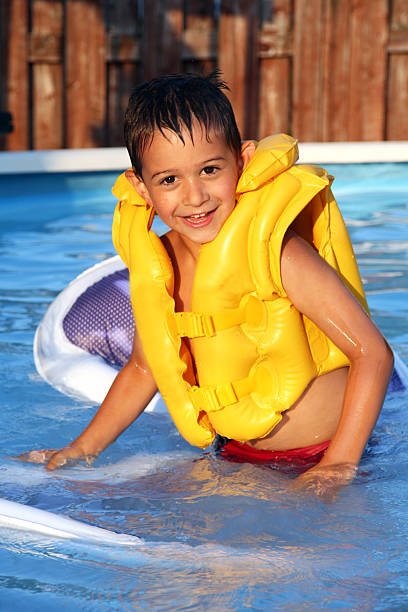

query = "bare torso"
[[248, 367, 347, 450], [161, 230, 347, 451]]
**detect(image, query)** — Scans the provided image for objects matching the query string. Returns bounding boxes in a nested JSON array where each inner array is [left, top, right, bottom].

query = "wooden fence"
[[1, 0, 408, 151]]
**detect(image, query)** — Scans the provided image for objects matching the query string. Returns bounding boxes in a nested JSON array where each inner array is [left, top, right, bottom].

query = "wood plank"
[[387, 0, 408, 139], [348, 0, 388, 140], [292, 0, 325, 141], [182, 27, 216, 61], [143, 0, 184, 80], [159, 0, 184, 75], [29, 32, 63, 63], [218, 0, 259, 139], [142, 1, 161, 80], [106, 0, 142, 147], [4, 0, 29, 150], [2, 0, 406, 150], [258, 57, 290, 138], [107, 62, 140, 147], [32, 64, 64, 150], [65, 0, 107, 148], [257, 0, 292, 139], [30, 0, 64, 149], [258, 0, 293, 58], [320, 0, 352, 141], [388, 0, 408, 54], [106, 0, 141, 33], [106, 0, 141, 62], [389, 0, 408, 36], [388, 28, 408, 53], [183, 0, 216, 72], [387, 54, 408, 139], [107, 34, 140, 63], [0, 2, 10, 149]]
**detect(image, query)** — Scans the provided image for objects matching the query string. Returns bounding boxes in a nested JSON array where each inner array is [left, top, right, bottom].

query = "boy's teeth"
[[189, 212, 207, 218]]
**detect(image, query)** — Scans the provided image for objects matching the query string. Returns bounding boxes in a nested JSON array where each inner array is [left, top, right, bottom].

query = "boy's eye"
[[161, 175, 176, 185], [202, 166, 218, 176]]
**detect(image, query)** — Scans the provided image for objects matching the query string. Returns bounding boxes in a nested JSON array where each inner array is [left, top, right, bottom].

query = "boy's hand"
[[13, 446, 98, 471], [292, 462, 358, 501]]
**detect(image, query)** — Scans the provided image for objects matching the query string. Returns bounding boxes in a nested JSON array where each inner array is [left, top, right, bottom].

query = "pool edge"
[[1, 141, 408, 173]]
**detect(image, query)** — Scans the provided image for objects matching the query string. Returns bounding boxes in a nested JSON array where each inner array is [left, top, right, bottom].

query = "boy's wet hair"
[[124, 72, 242, 178]]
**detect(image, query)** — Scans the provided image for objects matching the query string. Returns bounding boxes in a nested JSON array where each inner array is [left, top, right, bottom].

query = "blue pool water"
[[0, 164, 407, 610]]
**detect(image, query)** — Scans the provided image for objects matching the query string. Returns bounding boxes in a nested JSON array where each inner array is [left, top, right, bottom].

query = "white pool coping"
[[0, 141, 407, 174]]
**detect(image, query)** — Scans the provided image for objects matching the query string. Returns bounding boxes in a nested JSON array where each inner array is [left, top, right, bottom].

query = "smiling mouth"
[[183, 209, 216, 226], [189, 212, 208, 219]]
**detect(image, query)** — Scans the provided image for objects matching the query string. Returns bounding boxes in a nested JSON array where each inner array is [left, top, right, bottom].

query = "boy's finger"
[[8, 449, 58, 464], [46, 451, 70, 471]]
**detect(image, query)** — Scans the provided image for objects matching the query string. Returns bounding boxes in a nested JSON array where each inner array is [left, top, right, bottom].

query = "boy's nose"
[[183, 178, 209, 207]]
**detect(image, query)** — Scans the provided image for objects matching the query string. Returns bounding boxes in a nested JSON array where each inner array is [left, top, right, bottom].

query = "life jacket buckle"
[[175, 312, 216, 338], [190, 382, 239, 412], [200, 314, 216, 337]]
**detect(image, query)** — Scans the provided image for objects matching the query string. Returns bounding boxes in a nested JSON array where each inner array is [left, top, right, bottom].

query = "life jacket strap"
[[174, 306, 246, 338], [190, 375, 253, 413]]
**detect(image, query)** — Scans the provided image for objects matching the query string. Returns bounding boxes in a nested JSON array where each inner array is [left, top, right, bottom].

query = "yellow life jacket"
[[112, 133, 369, 448]]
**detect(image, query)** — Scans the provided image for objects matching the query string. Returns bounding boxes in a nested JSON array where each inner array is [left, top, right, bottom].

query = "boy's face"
[[128, 123, 252, 249]]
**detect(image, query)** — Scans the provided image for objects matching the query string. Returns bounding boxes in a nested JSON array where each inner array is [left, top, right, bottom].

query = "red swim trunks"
[[219, 439, 330, 467]]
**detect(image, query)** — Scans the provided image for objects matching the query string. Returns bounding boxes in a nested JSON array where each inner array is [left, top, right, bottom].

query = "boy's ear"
[[239, 140, 257, 173], [125, 169, 152, 205]]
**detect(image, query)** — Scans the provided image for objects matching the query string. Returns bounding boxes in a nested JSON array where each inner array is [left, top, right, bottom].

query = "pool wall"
[[1, 141, 408, 174]]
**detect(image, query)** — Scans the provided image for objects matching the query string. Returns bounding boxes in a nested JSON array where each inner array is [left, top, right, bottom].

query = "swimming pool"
[[0, 161, 407, 610]]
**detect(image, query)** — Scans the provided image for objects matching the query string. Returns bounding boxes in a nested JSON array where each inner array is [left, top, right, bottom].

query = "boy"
[[24, 73, 393, 497]]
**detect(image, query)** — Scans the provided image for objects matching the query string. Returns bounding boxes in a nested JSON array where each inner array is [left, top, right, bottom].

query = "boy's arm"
[[22, 332, 157, 471], [280, 230, 393, 495]]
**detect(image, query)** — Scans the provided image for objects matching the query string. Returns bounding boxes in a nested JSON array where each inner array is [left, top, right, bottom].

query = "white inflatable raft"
[[34, 256, 408, 403]]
